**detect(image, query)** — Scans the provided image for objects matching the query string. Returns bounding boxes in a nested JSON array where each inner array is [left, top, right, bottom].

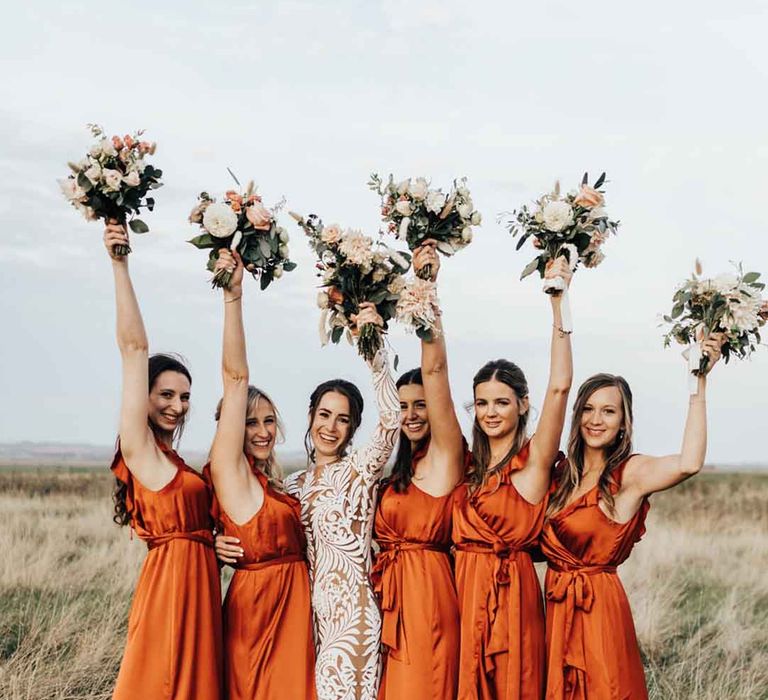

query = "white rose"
[[59, 178, 86, 202], [471, 210, 482, 225], [100, 138, 117, 158], [203, 202, 239, 238], [457, 202, 473, 219], [461, 226, 473, 243], [317, 291, 329, 309], [426, 190, 445, 214], [122, 171, 140, 187], [102, 169, 123, 192], [84, 163, 102, 184], [396, 179, 410, 195], [398, 216, 410, 239], [273, 266, 283, 279], [395, 200, 413, 216], [541, 200, 574, 232], [278, 228, 289, 243], [410, 177, 428, 201], [89, 143, 102, 158]]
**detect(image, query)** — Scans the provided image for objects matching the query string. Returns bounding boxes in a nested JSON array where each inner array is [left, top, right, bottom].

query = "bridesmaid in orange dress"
[[453, 257, 574, 700], [372, 242, 465, 700], [103, 221, 223, 700], [205, 250, 315, 700], [542, 336, 724, 700]]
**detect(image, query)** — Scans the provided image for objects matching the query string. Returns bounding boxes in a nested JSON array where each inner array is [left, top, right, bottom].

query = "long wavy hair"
[[113, 353, 192, 526], [547, 373, 634, 517], [468, 359, 530, 492], [388, 368, 429, 493], [304, 379, 364, 466], [214, 385, 286, 487]]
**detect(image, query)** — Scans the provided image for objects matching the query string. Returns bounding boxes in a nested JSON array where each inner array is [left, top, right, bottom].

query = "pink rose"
[[246, 202, 272, 230], [574, 185, 604, 209]]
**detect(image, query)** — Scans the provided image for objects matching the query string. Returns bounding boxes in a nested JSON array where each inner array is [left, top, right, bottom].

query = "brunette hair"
[[546, 373, 634, 517], [468, 359, 529, 491], [214, 385, 286, 485], [304, 379, 364, 465], [388, 368, 429, 493], [113, 353, 192, 526]]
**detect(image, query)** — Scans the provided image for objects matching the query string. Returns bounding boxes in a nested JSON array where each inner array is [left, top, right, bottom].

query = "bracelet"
[[224, 295, 242, 304], [553, 323, 572, 338]]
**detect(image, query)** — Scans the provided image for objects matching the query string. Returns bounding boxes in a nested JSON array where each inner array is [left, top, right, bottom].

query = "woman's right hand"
[[413, 239, 440, 281], [214, 534, 244, 565], [104, 218, 129, 261], [215, 249, 244, 296]]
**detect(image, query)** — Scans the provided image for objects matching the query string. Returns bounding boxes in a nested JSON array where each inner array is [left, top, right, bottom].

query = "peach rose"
[[246, 202, 272, 230], [574, 185, 604, 209], [112, 135, 124, 151], [124, 135, 135, 149]]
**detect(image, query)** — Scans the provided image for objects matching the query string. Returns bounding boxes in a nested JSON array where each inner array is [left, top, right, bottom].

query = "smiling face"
[[310, 390, 352, 460], [244, 397, 277, 462], [474, 378, 528, 441], [148, 371, 191, 435], [579, 385, 624, 450], [399, 383, 430, 444]]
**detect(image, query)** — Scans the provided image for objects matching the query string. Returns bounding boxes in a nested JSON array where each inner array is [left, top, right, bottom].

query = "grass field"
[[1, 468, 766, 699]]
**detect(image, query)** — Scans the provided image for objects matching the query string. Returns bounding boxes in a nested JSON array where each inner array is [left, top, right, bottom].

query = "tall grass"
[[1, 470, 766, 699]]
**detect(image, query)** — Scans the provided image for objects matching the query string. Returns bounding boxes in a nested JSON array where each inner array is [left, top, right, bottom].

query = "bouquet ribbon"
[[682, 342, 701, 395], [543, 276, 573, 332]]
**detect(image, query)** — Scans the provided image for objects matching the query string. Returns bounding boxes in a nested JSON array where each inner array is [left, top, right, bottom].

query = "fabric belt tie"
[[372, 540, 451, 663], [546, 562, 617, 681], [455, 541, 531, 700], [145, 529, 214, 551], [236, 552, 306, 572]]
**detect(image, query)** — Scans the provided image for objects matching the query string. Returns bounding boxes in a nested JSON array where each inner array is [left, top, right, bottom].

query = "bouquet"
[[505, 172, 619, 330], [59, 124, 162, 256], [368, 173, 481, 280], [188, 174, 296, 290], [290, 212, 411, 362], [662, 262, 767, 391], [395, 276, 441, 342]]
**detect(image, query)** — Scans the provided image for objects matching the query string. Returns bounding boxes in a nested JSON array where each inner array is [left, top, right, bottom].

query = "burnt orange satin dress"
[[452, 441, 547, 700], [111, 443, 223, 700], [203, 460, 316, 700], [541, 460, 649, 700], [372, 474, 459, 700]]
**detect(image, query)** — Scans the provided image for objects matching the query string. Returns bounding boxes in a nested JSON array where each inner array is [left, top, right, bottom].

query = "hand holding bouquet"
[[662, 262, 766, 392], [59, 124, 162, 256], [368, 173, 481, 280], [505, 172, 619, 330], [291, 212, 411, 362], [188, 175, 296, 290]]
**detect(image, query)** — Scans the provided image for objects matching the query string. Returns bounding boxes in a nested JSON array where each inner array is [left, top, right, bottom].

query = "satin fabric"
[[111, 444, 223, 700], [541, 459, 649, 700], [452, 441, 547, 700], [204, 460, 316, 700], [372, 477, 459, 699]]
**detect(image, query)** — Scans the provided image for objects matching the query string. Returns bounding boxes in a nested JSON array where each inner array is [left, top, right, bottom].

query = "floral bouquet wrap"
[[290, 212, 411, 362], [505, 172, 619, 330], [188, 175, 296, 290], [368, 173, 481, 280], [662, 262, 767, 393], [59, 124, 162, 256]]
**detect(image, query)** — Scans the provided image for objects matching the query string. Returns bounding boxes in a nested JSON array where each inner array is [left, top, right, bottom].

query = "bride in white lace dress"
[[285, 307, 399, 700]]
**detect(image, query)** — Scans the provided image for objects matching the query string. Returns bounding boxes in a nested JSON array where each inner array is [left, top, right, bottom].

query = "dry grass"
[[1, 469, 766, 699]]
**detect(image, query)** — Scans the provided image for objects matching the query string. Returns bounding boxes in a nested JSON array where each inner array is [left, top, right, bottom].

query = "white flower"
[[725, 296, 761, 333], [396, 277, 441, 334], [122, 171, 140, 187], [461, 226, 473, 243], [102, 169, 123, 192], [712, 273, 738, 295], [410, 177, 428, 201], [320, 223, 342, 245], [396, 179, 410, 195], [84, 163, 102, 184], [89, 143, 102, 158], [398, 217, 410, 239], [395, 200, 413, 216], [471, 210, 482, 225], [457, 202, 473, 219], [100, 138, 117, 158], [426, 190, 445, 214], [203, 202, 238, 239], [58, 178, 87, 202], [339, 231, 374, 270], [541, 200, 574, 232], [317, 291, 329, 309]]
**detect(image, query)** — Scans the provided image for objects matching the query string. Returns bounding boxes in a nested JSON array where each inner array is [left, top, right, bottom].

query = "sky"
[[1, 1, 767, 464]]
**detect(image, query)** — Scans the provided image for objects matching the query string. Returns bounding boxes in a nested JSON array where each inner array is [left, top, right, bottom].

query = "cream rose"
[[321, 223, 342, 245], [59, 178, 87, 202], [84, 163, 102, 184], [574, 185, 604, 209], [457, 202, 473, 219], [102, 169, 123, 192], [122, 171, 140, 187], [541, 200, 573, 232], [396, 179, 410, 195], [203, 202, 238, 238], [426, 190, 445, 214], [395, 199, 413, 216], [410, 177, 428, 201], [100, 138, 117, 158]]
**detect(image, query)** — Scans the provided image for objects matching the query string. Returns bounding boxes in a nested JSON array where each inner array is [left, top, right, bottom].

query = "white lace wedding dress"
[[285, 349, 399, 700]]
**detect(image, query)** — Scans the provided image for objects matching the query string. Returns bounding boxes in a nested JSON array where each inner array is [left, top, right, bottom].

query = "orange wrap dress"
[[452, 441, 547, 700], [203, 460, 316, 700], [111, 443, 223, 700], [540, 459, 649, 700], [372, 463, 460, 700]]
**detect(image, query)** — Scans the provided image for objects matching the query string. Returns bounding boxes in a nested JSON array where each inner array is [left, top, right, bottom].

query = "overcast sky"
[[1, 1, 766, 464]]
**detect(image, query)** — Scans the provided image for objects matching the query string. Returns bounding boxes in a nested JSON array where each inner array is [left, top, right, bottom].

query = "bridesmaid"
[[373, 242, 464, 700], [205, 250, 315, 700], [452, 258, 573, 700], [284, 304, 399, 700], [103, 221, 223, 700], [541, 336, 723, 700]]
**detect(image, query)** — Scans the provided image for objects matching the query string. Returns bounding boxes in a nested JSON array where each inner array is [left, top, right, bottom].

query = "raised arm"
[[414, 243, 464, 490], [622, 335, 724, 500], [104, 220, 171, 488], [525, 257, 574, 493]]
